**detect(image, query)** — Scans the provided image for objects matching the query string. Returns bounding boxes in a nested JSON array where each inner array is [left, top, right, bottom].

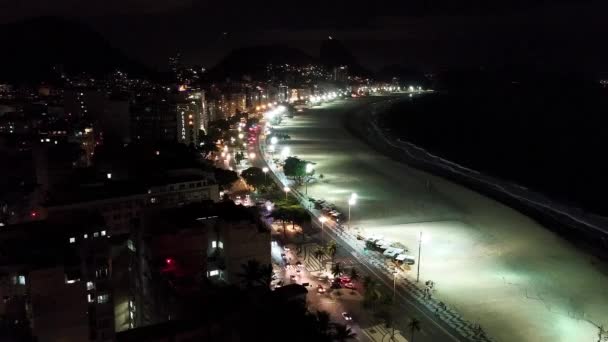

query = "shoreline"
[[343, 96, 608, 260]]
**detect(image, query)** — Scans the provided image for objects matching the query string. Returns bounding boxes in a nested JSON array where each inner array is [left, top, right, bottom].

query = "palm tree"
[[325, 241, 338, 264], [375, 310, 395, 341], [269, 208, 288, 240], [349, 268, 360, 282], [331, 323, 357, 341], [257, 263, 273, 288], [238, 260, 262, 288], [363, 276, 381, 310], [315, 311, 331, 335], [363, 275, 374, 288], [331, 262, 343, 278], [237, 260, 273, 289], [408, 317, 421, 342], [313, 248, 325, 261]]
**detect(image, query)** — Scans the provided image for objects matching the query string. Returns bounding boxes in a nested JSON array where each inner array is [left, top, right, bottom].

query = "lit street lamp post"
[[262, 167, 269, 183], [347, 193, 357, 230], [393, 270, 397, 302], [283, 186, 290, 200], [416, 232, 430, 283], [305, 163, 314, 195], [319, 216, 327, 244]]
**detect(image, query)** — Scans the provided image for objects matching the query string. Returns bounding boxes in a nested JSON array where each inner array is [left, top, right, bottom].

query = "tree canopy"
[[241, 166, 267, 190], [283, 156, 315, 185], [214, 168, 239, 188]]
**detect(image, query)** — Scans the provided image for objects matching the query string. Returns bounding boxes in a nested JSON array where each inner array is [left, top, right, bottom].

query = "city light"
[[262, 167, 269, 173], [306, 163, 314, 173], [249, 152, 256, 159], [270, 136, 278, 145], [348, 193, 357, 229], [281, 146, 290, 159], [283, 186, 290, 199]]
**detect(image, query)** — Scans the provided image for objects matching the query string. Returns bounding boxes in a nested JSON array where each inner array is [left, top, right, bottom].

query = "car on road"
[[341, 312, 353, 321], [290, 275, 296, 281], [338, 276, 351, 284], [343, 282, 356, 289], [317, 285, 326, 293]]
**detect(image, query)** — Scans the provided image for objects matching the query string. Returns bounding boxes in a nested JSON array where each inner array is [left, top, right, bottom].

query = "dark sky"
[[2, 0, 607, 73]]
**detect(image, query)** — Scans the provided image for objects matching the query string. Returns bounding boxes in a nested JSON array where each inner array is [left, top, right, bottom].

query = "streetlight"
[[238, 133, 244, 139], [262, 167, 269, 182], [249, 152, 256, 159], [305, 163, 314, 195], [319, 216, 327, 244], [392, 269, 398, 302], [270, 136, 278, 145], [347, 193, 357, 229], [283, 186, 290, 199], [281, 146, 290, 160], [416, 232, 430, 283]]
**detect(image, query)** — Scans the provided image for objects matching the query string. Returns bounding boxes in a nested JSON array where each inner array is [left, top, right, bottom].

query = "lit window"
[[93, 232, 99, 238], [101, 230, 106, 236], [130, 311, 134, 319], [150, 197, 156, 204], [127, 240, 136, 252], [97, 294, 110, 304], [219, 241, 224, 249], [106, 173, 112, 180], [86, 281, 94, 291], [212, 241, 217, 248], [84, 234, 88, 239], [209, 270, 219, 277], [18, 275, 25, 285], [88, 294, 94, 303], [69, 237, 76, 243]]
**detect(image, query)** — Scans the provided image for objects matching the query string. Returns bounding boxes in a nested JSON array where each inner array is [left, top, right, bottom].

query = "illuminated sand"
[[275, 99, 608, 342]]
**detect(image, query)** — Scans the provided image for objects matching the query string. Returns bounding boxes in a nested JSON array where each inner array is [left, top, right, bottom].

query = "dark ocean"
[[379, 84, 608, 216]]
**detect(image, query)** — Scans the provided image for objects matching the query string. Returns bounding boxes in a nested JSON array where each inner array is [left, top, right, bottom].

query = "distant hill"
[[206, 45, 316, 81], [319, 37, 371, 78], [0, 17, 155, 83]]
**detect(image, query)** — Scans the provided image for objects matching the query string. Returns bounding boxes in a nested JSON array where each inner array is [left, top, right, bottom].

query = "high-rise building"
[[130, 97, 177, 143], [175, 91, 204, 146]]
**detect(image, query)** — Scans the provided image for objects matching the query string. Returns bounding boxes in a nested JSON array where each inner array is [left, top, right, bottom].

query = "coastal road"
[[262, 97, 608, 342]]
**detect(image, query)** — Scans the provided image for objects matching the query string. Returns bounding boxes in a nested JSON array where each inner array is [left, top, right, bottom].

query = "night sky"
[[2, 0, 607, 72]]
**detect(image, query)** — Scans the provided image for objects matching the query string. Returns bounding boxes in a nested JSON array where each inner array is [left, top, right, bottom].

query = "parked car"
[[342, 312, 353, 321], [338, 276, 351, 284], [343, 282, 356, 289], [317, 285, 326, 293]]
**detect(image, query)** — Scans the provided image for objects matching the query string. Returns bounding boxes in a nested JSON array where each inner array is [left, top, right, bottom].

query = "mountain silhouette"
[[206, 45, 316, 81], [319, 37, 371, 78], [0, 16, 154, 83]]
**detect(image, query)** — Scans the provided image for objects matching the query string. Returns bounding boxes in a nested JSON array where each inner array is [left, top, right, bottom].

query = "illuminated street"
[[266, 97, 608, 342]]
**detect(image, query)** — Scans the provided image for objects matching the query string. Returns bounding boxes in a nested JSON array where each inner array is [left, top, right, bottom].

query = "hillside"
[[205, 45, 316, 81], [0, 17, 154, 82]]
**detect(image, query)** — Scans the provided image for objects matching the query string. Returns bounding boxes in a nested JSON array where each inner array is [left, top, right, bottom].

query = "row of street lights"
[[262, 104, 436, 309]]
